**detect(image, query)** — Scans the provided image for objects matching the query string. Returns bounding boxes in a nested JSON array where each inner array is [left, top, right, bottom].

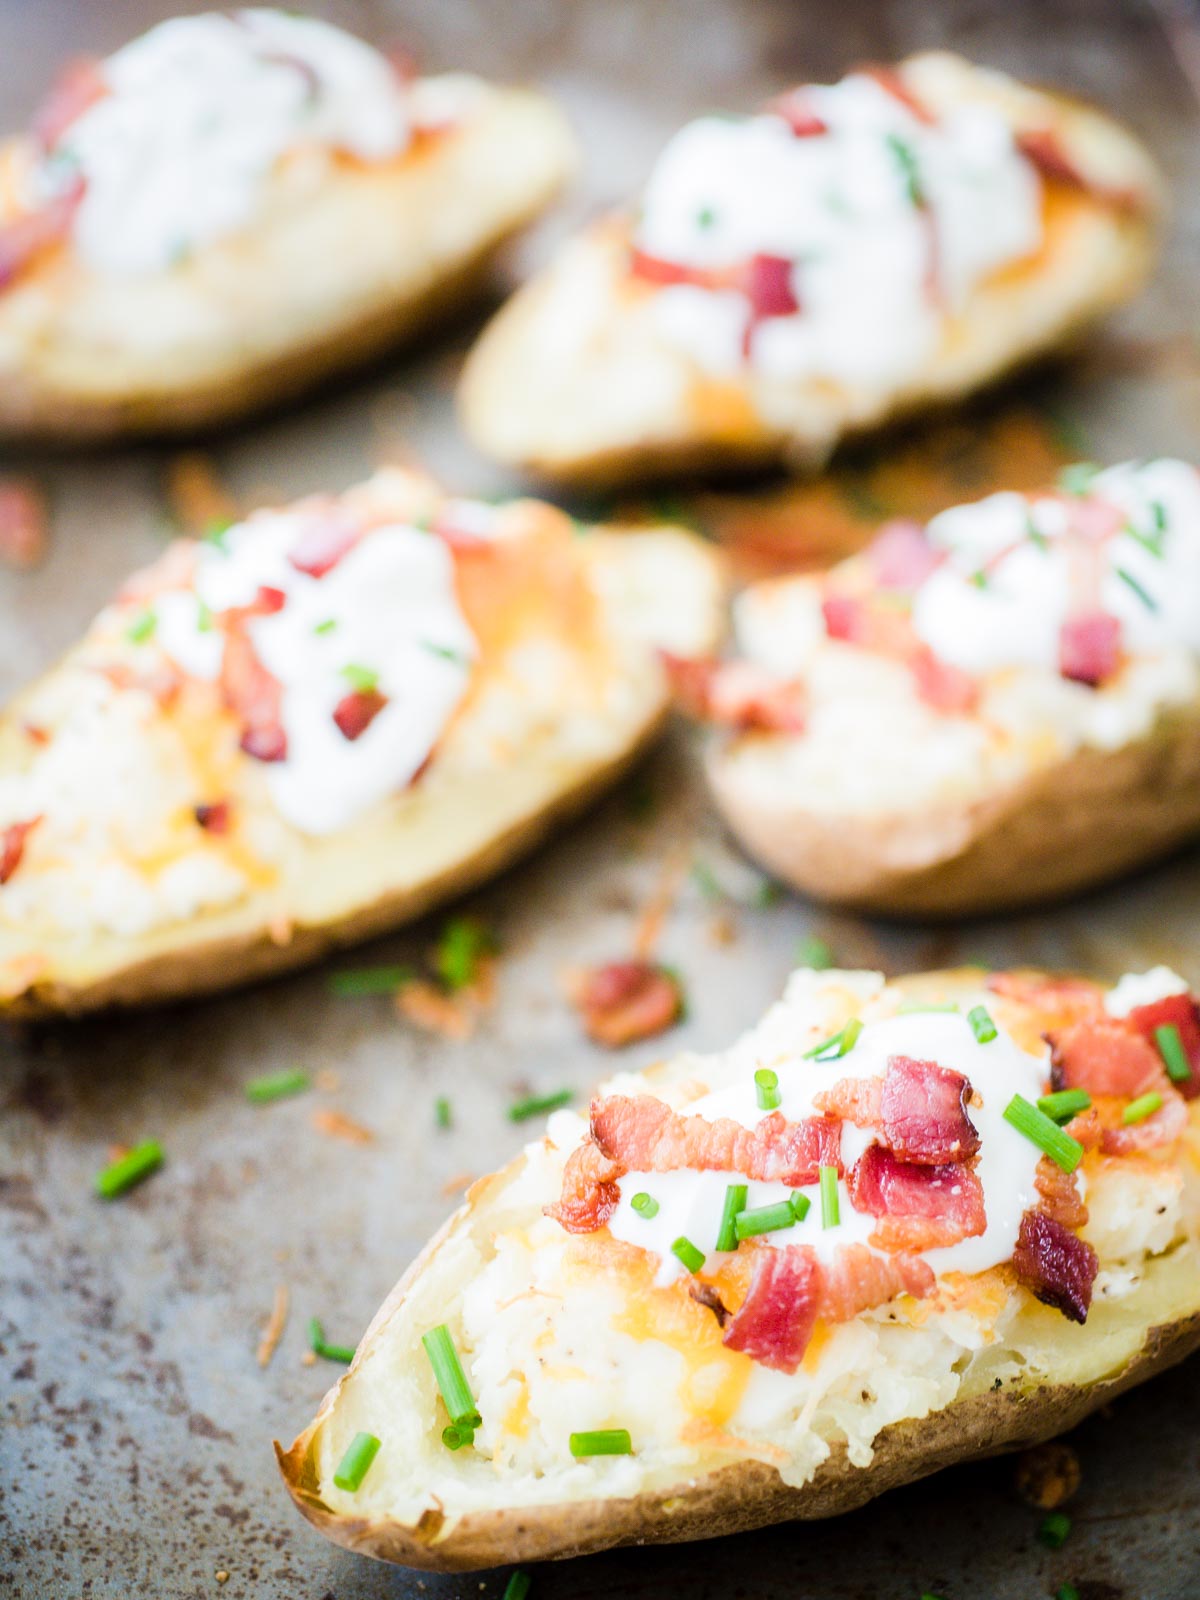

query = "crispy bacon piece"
[[860, 64, 937, 125], [770, 92, 828, 138], [287, 511, 362, 578], [741, 253, 798, 320], [30, 57, 107, 150], [847, 1144, 986, 1251], [332, 689, 388, 742], [1059, 610, 1120, 687], [1049, 1020, 1165, 1100], [661, 652, 806, 734], [816, 1055, 980, 1164], [629, 248, 717, 290], [1125, 992, 1200, 1101], [575, 961, 683, 1049], [1011, 1209, 1098, 1324], [723, 1242, 934, 1373], [0, 176, 85, 291], [688, 1281, 731, 1327], [1016, 129, 1143, 213], [1064, 494, 1126, 545], [546, 1141, 622, 1234], [1099, 1087, 1187, 1156], [0, 817, 40, 885], [986, 972, 1105, 1028], [0, 478, 49, 570], [821, 593, 868, 644], [909, 645, 977, 714], [1034, 1155, 1088, 1230], [1063, 1107, 1103, 1150], [590, 1094, 842, 1187], [194, 800, 232, 835], [221, 630, 287, 762], [867, 519, 940, 590]]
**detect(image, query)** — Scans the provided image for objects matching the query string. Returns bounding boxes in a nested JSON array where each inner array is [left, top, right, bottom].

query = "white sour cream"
[[606, 1002, 1048, 1287], [156, 506, 476, 835], [912, 459, 1200, 676], [46, 10, 413, 274], [633, 71, 1041, 388], [1104, 965, 1189, 1017]]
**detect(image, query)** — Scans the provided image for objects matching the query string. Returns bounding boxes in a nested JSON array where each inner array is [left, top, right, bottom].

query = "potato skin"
[[708, 698, 1200, 919]]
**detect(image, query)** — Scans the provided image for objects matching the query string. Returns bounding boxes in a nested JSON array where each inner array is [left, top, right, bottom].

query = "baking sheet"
[[3, 1, 1200, 1596]]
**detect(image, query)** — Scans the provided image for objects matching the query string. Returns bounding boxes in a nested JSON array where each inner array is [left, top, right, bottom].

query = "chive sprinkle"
[[1039, 1510, 1072, 1549], [715, 1182, 748, 1252], [421, 639, 469, 664], [1003, 1094, 1083, 1173], [340, 663, 379, 693], [1150, 498, 1168, 533], [1026, 514, 1050, 553], [968, 1005, 997, 1043], [1115, 566, 1158, 611], [503, 1572, 532, 1600], [434, 1096, 452, 1129], [735, 1200, 797, 1240], [691, 861, 724, 901], [897, 1000, 959, 1014], [819, 1165, 840, 1228], [1058, 462, 1100, 496], [333, 1431, 381, 1492], [441, 1421, 475, 1450], [671, 1236, 705, 1274], [803, 1017, 862, 1061], [204, 515, 234, 550], [753, 877, 781, 908], [509, 1089, 573, 1122], [1123, 1090, 1163, 1126], [1056, 1586, 1081, 1600], [307, 1317, 356, 1365], [790, 1191, 812, 1222], [796, 934, 834, 970], [314, 618, 337, 635], [569, 1428, 633, 1457], [697, 205, 716, 228], [968, 568, 989, 589], [886, 131, 923, 205], [755, 1067, 781, 1111], [421, 1325, 481, 1429], [328, 965, 413, 996], [126, 609, 157, 644], [631, 1191, 660, 1220], [196, 600, 214, 632], [434, 916, 494, 991], [1154, 1021, 1192, 1083], [244, 1068, 310, 1105], [1038, 1088, 1091, 1123], [95, 1140, 163, 1199]]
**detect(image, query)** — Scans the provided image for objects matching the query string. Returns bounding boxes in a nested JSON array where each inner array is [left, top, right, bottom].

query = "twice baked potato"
[[0, 10, 574, 439], [682, 457, 1200, 917], [0, 470, 721, 1015], [279, 963, 1200, 1569], [460, 52, 1163, 486]]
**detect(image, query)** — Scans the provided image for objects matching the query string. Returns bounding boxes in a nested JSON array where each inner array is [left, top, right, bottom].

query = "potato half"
[[460, 53, 1164, 487], [278, 966, 1200, 1570]]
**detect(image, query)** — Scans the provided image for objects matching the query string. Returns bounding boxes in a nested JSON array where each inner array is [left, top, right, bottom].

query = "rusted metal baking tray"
[[3, 0, 1200, 1596]]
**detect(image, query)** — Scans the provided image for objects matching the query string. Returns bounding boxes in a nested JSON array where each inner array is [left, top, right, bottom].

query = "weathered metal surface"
[[3, 1, 1200, 1596]]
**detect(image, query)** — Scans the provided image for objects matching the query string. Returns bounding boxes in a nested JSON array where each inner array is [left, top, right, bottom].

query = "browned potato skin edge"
[[709, 699, 1200, 919]]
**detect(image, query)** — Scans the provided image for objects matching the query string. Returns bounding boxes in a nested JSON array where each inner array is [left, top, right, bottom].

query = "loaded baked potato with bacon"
[[0, 9, 573, 438], [278, 963, 1200, 1569], [0, 469, 720, 1015], [682, 457, 1200, 916], [460, 52, 1162, 485]]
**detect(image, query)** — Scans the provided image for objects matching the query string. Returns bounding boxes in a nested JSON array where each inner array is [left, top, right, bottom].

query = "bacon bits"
[[1125, 992, 1200, 1101], [1011, 1209, 1098, 1324], [1059, 610, 1120, 687], [661, 652, 806, 734], [1049, 1020, 1164, 1100], [30, 56, 107, 150], [0, 817, 41, 885], [867, 519, 940, 590], [770, 91, 828, 138], [287, 510, 361, 578], [909, 645, 976, 714], [847, 1144, 985, 1251], [1034, 1156, 1088, 1230], [575, 960, 684, 1049], [0, 177, 85, 292], [221, 631, 287, 762], [546, 1141, 622, 1235], [332, 689, 388, 741], [1098, 1088, 1187, 1156], [816, 1054, 980, 1165], [194, 800, 232, 835], [0, 478, 49, 570], [590, 1094, 841, 1187]]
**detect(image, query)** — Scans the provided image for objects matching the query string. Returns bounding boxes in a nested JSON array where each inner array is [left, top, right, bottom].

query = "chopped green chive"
[[803, 1017, 862, 1061], [790, 1191, 811, 1222], [441, 1421, 475, 1450], [691, 861, 724, 901], [434, 1096, 452, 1129], [631, 1191, 660, 1220], [1115, 566, 1158, 611], [333, 1431, 381, 1492], [1026, 514, 1050, 553], [968, 568, 989, 589], [569, 1428, 633, 1457], [819, 1165, 840, 1228], [886, 131, 922, 205], [1058, 462, 1100, 496], [1039, 1510, 1072, 1549], [1125, 522, 1164, 559], [204, 516, 233, 551], [1154, 1021, 1192, 1083], [126, 609, 157, 644], [509, 1089, 573, 1122], [421, 1325, 481, 1429], [715, 1182, 748, 1252], [755, 1067, 781, 1111], [95, 1140, 163, 1199], [735, 1200, 797, 1240], [434, 915, 494, 991], [1123, 1090, 1163, 1126], [752, 877, 781, 908], [1038, 1088, 1091, 1123], [314, 618, 337, 635], [968, 1005, 997, 1043], [796, 934, 834, 970], [671, 1236, 706, 1274], [1003, 1094, 1083, 1173], [308, 1317, 356, 1365], [244, 1068, 310, 1105], [696, 206, 716, 228], [1150, 498, 1167, 532], [897, 1000, 959, 1014], [196, 600, 213, 632], [328, 965, 413, 996], [1056, 1586, 1080, 1600], [340, 663, 379, 694], [503, 1572, 532, 1600], [422, 639, 469, 664]]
